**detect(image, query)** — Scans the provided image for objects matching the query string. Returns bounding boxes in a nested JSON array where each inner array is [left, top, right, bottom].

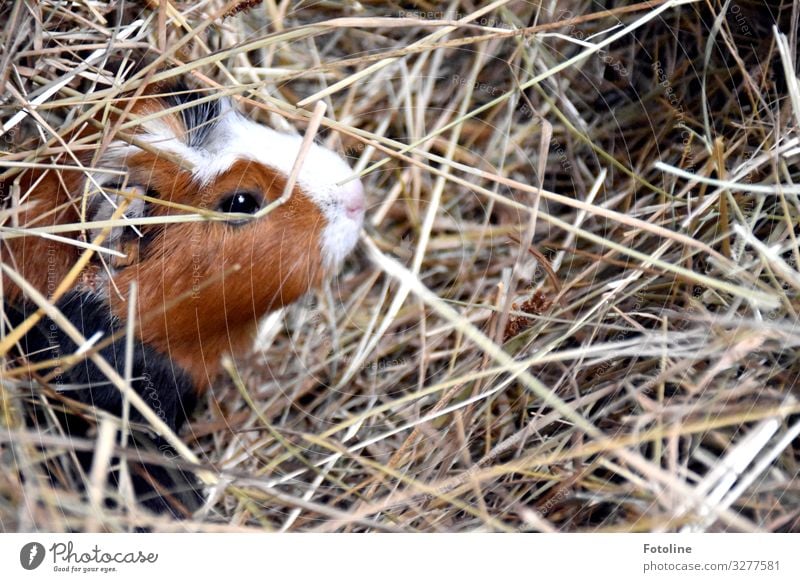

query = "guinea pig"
[[1, 81, 365, 516]]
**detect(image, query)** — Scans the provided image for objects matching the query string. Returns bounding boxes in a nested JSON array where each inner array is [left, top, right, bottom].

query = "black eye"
[[218, 191, 261, 214]]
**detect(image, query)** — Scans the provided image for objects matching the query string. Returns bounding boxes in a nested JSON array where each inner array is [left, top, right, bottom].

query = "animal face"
[[90, 87, 366, 382]]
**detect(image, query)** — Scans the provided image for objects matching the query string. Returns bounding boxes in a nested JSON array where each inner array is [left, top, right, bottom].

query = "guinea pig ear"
[[85, 179, 147, 246]]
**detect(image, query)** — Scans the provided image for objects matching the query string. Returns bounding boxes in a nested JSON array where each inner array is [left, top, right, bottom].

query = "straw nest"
[[1, 0, 799, 532]]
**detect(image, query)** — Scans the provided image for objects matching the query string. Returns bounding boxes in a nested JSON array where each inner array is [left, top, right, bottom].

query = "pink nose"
[[343, 180, 366, 220]]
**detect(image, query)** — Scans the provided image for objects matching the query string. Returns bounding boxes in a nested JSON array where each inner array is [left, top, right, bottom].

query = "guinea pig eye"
[[218, 191, 262, 215]]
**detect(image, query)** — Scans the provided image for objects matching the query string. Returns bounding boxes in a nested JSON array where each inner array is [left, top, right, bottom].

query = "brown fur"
[[1, 168, 83, 304]]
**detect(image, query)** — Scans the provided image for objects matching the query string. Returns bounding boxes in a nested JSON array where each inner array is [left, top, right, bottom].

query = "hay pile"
[[1, 0, 799, 532]]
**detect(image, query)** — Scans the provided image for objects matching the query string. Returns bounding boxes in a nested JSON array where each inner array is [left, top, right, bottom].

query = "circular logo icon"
[[19, 542, 46, 570]]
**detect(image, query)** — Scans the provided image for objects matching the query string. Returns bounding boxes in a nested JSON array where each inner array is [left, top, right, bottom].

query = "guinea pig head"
[[96, 91, 365, 387]]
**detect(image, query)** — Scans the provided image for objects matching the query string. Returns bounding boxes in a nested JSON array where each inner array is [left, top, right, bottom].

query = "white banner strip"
[[1, 533, 799, 581]]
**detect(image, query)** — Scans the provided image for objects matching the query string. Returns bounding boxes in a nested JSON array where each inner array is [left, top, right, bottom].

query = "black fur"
[[161, 83, 224, 150], [7, 292, 204, 517]]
